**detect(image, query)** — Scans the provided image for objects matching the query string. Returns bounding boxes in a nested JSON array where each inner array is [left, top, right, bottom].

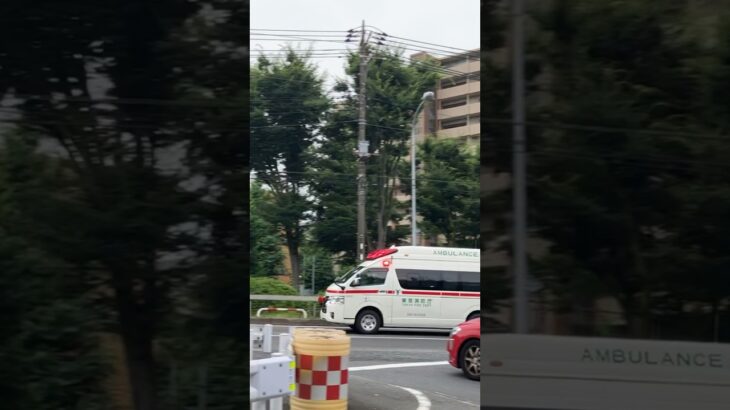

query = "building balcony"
[[436, 81, 480, 100], [441, 60, 480, 76], [438, 102, 480, 119], [436, 123, 480, 139]]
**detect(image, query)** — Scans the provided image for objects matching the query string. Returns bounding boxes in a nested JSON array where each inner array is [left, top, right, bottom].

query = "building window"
[[440, 116, 468, 129], [440, 76, 467, 89], [469, 93, 480, 104], [468, 115, 480, 125], [441, 59, 462, 69], [440, 96, 467, 109]]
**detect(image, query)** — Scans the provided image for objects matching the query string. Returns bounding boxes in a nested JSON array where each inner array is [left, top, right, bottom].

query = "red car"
[[447, 317, 480, 380]]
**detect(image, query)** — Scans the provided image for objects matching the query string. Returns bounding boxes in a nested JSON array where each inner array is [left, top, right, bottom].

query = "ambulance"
[[319, 246, 480, 334]]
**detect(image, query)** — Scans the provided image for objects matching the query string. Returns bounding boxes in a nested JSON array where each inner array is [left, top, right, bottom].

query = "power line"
[[488, 147, 730, 174], [3, 94, 243, 108], [250, 28, 354, 33], [369, 54, 470, 77], [250, 31, 474, 77], [250, 170, 477, 185], [250, 120, 358, 129], [251, 48, 353, 52], [481, 118, 730, 143], [0, 117, 250, 133], [377, 38, 477, 58], [366, 27, 476, 53], [249, 34, 352, 46], [250, 32, 353, 38]]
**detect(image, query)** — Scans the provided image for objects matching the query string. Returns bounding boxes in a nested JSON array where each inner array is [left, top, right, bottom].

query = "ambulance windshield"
[[334, 265, 365, 285]]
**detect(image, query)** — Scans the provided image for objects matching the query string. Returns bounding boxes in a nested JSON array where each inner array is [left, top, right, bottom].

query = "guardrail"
[[250, 294, 320, 319], [251, 295, 319, 302], [257, 307, 308, 319]]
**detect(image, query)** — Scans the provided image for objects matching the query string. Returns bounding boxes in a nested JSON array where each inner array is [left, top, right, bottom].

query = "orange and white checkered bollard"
[[290, 328, 350, 410]]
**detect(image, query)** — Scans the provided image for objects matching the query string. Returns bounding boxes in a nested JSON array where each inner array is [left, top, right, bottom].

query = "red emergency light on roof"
[[366, 248, 398, 260]]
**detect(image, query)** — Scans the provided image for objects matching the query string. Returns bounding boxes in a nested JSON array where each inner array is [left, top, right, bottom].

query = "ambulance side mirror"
[[351, 277, 361, 287]]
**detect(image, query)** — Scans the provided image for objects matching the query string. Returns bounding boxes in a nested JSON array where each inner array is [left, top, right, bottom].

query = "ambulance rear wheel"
[[355, 309, 381, 334]]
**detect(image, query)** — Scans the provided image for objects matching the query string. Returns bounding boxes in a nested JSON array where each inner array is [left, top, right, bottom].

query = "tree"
[[0, 2, 224, 409], [309, 48, 440, 262], [0, 136, 108, 409], [250, 50, 329, 288], [526, 0, 729, 337], [250, 181, 284, 276], [415, 138, 479, 247]]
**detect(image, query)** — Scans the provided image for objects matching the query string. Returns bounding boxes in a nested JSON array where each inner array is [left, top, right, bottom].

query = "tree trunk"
[[286, 228, 300, 289], [114, 273, 158, 410]]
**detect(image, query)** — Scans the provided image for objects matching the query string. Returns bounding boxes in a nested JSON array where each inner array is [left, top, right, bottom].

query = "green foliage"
[[251, 49, 330, 287], [0, 138, 109, 409], [517, 0, 730, 338], [310, 48, 441, 261], [250, 181, 285, 276], [0, 2, 249, 408], [300, 244, 337, 293], [250, 276, 298, 296], [409, 138, 479, 247]]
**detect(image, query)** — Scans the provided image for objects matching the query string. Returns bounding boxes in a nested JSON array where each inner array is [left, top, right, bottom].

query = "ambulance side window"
[[352, 268, 388, 287], [459, 271, 480, 292]]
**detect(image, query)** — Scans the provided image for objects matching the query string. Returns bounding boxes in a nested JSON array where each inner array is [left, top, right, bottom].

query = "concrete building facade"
[[411, 49, 480, 146], [393, 49, 481, 246]]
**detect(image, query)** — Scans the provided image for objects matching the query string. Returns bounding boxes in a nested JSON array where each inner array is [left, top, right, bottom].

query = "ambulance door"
[[391, 268, 443, 327], [346, 267, 391, 323]]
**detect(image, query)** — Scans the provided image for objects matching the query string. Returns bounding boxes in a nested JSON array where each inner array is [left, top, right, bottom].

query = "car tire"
[[460, 339, 480, 380], [467, 312, 480, 321], [355, 309, 381, 334]]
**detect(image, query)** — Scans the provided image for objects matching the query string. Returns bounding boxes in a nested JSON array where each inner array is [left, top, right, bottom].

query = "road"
[[252, 324, 479, 409]]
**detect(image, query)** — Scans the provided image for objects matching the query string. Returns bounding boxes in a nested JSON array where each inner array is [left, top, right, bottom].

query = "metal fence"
[[249, 295, 320, 319]]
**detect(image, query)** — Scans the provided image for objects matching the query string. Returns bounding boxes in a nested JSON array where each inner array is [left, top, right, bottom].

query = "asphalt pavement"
[[252, 322, 479, 409]]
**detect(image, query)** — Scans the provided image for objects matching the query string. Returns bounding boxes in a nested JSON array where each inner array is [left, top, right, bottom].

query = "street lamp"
[[411, 91, 434, 246]]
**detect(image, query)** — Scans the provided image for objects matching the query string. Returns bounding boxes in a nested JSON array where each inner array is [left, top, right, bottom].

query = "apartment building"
[[411, 49, 480, 146], [391, 49, 481, 246]]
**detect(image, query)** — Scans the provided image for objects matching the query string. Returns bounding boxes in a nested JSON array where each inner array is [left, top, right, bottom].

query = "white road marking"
[[269, 334, 445, 341], [433, 391, 479, 407], [350, 361, 449, 372], [390, 385, 432, 410], [349, 336, 445, 341], [266, 324, 448, 333], [270, 325, 350, 330]]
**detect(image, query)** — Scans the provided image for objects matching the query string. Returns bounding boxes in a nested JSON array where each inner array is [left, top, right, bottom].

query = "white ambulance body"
[[319, 246, 480, 334], [482, 334, 730, 410]]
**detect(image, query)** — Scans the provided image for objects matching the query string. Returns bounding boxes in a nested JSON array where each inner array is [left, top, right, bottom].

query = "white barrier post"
[[279, 333, 291, 354], [251, 399, 266, 410], [269, 352, 285, 410], [249, 330, 254, 360], [263, 324, 273, 353]]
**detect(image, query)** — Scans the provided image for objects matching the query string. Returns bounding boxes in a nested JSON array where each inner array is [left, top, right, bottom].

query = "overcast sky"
[[250, 0, 480, 90]]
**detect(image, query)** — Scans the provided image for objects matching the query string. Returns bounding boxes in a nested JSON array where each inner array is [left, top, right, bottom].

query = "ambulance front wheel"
[[355, 309, 381, 334]]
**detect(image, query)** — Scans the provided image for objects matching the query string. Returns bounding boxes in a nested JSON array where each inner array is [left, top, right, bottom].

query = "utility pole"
[[512, 0, 529, 334], [356, 20, 370, 262]]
